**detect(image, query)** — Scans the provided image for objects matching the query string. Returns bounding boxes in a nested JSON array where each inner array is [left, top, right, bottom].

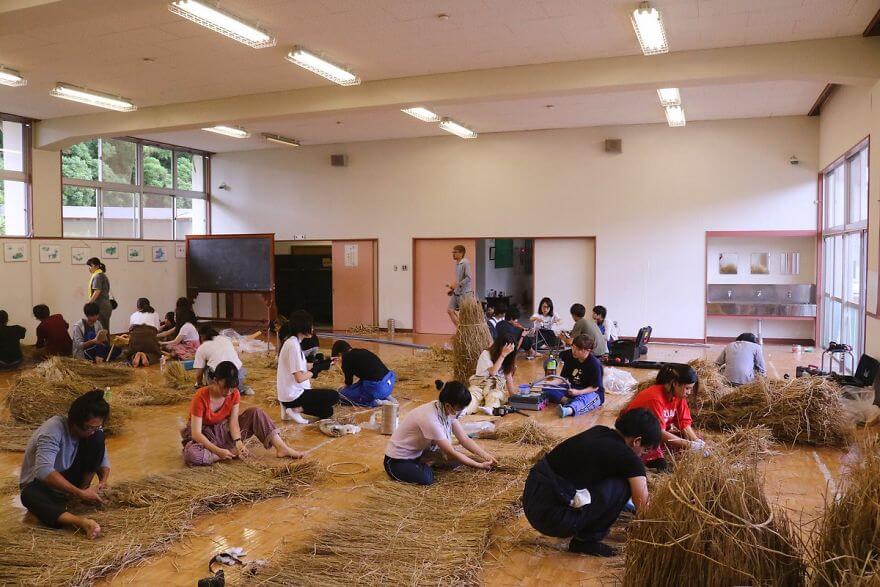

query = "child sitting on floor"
[[551, 335, 604, 418]]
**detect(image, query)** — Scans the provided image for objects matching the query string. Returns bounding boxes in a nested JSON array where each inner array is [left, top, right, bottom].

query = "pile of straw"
[[696, 376, 852, 446], [688, 357, 731, 406], [623, 439, 805, 586], [162, 361, 194, 390], [452, 296, 492, 384], [347, 323, 378, 335], [490, 419, 559, 452], [713, 425, 775, 460], [811, 435, 880, 586], [122, 379, 192, 406], [247, 449, 538, 586], [33, 356, 133, 388], [0, 460, 320, 586]]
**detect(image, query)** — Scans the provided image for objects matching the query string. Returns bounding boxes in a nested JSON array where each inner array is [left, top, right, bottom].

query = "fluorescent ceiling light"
[[50, 83, 136, 112], [439, 118, 477, 139], [286, 46, 360, 86], [401, 107, 440, 122], [665, 105, 686, 127], [168, 0, 275, 48], [657, 87, 681, 107], [202, 125, 250, 138], [262, 133, 300, 147], [631, 2, 668, 55], [0, 65, 26, 87]]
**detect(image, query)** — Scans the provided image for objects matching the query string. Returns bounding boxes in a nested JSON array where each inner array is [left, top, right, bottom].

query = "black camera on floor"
[[310, 352, 332, 377]]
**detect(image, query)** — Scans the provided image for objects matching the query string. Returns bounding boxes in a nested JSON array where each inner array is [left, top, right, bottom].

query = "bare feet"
[[276, 446, 305, 459], [71, 516, 102, 539]]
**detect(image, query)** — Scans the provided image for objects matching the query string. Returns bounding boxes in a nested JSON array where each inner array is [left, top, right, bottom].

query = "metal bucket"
[[380, 402, 399, 435], [387, 318, 396, 335]]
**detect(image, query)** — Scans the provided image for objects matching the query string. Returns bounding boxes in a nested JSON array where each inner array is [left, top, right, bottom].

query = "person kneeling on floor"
[[522, 408, 661, 557], [384, 380, 497, 486], [466, 333, 516, 415], [550, 334, 605, 418], [19, 389, 111, 539], [182, 361, 303, 466], [331, 340, 396, 407], [193, 326, 253, 395]]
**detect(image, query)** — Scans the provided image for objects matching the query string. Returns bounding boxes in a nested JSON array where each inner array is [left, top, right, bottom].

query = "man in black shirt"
[[521, 408, 661, 557], [0, 310, 26, 370], [331, 340, 397, 407], [554, 335, 605, 418]]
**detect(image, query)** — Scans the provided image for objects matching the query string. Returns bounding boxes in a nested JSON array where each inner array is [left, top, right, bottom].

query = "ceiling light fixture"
[[286, 46, 360, 86], [168, 0, 275, 48], [657, 87, 681, 107], [262, 133, 300, 147], [439, 118, 477, 139], [631, 2, 668, 55], [401, 107, 440, 122], [0, 65, 26, 87], [50, 83, 136, 111], [664, 105, 686, 127], [202, 125, 250, 138]]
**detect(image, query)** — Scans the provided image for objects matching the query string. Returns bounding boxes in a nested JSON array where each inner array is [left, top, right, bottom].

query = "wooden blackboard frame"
[[186, 233, 276, 294]]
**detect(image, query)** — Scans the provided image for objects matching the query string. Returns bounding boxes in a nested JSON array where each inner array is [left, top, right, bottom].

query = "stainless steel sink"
[[706, 284, 816, 318], [706, 302, 817, 317]]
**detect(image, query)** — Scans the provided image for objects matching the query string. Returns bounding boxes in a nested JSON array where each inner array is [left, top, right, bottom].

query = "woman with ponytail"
[[86, 258, 114, 334], [129, 297, 160, 330], [383, 380, 497, 485]]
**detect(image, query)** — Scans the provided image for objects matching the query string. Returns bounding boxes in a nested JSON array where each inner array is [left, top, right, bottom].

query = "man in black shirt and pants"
[[331, 340, 397, 407], [521, 408, 661, 556]]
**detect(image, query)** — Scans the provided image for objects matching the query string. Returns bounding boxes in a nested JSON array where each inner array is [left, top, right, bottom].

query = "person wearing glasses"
[[18, 389, 111, 539]]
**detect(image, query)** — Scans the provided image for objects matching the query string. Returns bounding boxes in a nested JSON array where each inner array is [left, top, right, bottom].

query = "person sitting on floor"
[[193, 326, 253, 395], [561, 303, 608, 357], [521, 408, 661, 557], [72, 303, 120, 363], [160, 310, 200, 360], [19, 389, 111, 539], [716, 332, 766, 386], [621, 364, 705, 471], [528, 297, 562, 358], [0, 310, 26, 370], [123, 323, 161, 368], [331, 340, 396, 407], [277, 310, 339, 424], [157, 311, 176, 340], [33, 304, 72, 358], [496, 304, 533, 355], [384, 380, 497, 486], [129, 297, 161, 330], [553, 334, 605, 418], [158, 298, 194, 341], [487, 302, 506, 339], [592, 305, 618, 343], [466, 333, 516, 415], [181, 361, 302, 466]]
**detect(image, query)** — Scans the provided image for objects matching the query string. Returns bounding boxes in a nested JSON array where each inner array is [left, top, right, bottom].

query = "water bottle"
[[544, 354, 558, 376], [160, 355, 167, 372], [104, 386, 112, 400]]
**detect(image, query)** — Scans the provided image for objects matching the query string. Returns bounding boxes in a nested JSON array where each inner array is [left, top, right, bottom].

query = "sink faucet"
[[756, 290, 762, 298], [787, 290, 792, 299], [727, 290, 732, 299]]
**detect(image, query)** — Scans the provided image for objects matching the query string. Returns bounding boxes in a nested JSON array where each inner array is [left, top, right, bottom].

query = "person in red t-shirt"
[[32, 304, 73, 358], [181, 361, 303, 466], [623, 364, 704, 470]]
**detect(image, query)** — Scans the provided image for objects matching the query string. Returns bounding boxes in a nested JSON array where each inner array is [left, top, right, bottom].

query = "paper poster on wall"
[[175, 243, 186, 258], [867, 269, 879, 316], [152, 246, 168, 262], [3, 242, 28, 262], [127, 245, 144, 262], [102, 242, 119, 259], [71, 247, 89, 265], [344, 244, 358, 267], [39, 244, 61, 263]]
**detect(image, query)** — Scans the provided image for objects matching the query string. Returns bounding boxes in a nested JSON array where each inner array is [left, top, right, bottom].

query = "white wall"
[[533, 238, 596, 332], [707, 236, 816, 285], [475, 238, 531, 307], [1, 238, 186, 344], [210, 116, 819, 340]]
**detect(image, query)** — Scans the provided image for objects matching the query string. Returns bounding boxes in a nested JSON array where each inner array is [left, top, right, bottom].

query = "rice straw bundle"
[[0, 421, 35, 452], [347, 323, 378, 335], [121, 380, 192, 406], [162, 360, 193, 390], [491, 419, 559, 451], [713, 425, 776, 460], [688, 357, 731, 405], [33, 356, 133, 387], [247, 448, 539, 586], [0, 460, 321, 587], [427, 344, 454, 363], [452, 296, 493, 384], [623, 441, 806, 587], [696, 376, 853, 446], [810, 435, 880, 586]]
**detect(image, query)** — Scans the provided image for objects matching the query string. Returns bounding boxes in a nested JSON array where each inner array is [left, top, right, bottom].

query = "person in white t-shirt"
[[129, 298, 161, 330], [276, 310, 339, 425], [528, 297, 562, 358], [193, 326, 253, 395], [384, 380, 498, 485], [160, 313, 200, 360], [466, 334, 516, 415]]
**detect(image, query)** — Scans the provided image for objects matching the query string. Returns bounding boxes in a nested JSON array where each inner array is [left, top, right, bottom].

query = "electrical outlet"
[[402, 264, 408, 271], [293, 234, 305, 240], [393, 265, 398, 271]]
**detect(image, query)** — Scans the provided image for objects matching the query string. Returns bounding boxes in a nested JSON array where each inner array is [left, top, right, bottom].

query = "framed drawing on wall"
[[71, 247, 89, 265], [102, 242, 119, 259], [39, 244, 61, 263], [152, 246, 168, 262], [3, 242, 28, 262], [127, 245, 144, 262], [175, 243, 186, 258]]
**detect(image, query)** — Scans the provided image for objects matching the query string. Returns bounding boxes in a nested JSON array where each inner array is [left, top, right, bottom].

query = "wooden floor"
[[0, 336, 858, 586]]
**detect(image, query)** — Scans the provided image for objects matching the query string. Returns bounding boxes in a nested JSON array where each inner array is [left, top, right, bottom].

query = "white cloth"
[[177, 322, 199, 344], [531, 312, 561, 333], [129, 311, 160, 330], [385, 401, 455, 460], [193, 336, 242, 370], [277, 336, 310, 403], [474, 349, 496, 377]]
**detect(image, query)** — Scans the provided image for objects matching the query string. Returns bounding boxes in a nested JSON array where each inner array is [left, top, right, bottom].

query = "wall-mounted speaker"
[[330, 154, 348, 167], [604, 139, 622, 154]]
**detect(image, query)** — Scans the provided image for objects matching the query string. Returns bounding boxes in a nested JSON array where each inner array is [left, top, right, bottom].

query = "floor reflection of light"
[[212, 536, 230, 551], [243, 527, 258, 541]]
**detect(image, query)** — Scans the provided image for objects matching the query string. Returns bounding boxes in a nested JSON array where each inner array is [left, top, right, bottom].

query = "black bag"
[[608, 339, 639, 364]]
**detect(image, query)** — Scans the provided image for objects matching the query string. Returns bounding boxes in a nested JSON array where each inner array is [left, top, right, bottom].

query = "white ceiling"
[[0, 0, 876, 149]]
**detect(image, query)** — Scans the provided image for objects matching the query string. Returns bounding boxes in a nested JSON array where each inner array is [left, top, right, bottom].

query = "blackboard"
[[187, 235, 274, 292]]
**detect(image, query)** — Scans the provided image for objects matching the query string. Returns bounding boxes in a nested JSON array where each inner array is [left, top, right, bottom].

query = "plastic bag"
[[604, 367, 637, 395], [840, 385, 880, 425], [219, 328, 275, 354], [461, 421, 496, 438]]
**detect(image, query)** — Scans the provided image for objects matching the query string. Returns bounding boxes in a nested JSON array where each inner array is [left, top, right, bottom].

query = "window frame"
[[0, 112, 34, 238], [61, 136, 211, 240]]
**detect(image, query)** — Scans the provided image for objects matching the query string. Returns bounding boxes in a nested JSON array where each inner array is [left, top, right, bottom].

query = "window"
[[820, 140, 869, 370], [61, 137, 209, 239], [0, 116, 31, 236]]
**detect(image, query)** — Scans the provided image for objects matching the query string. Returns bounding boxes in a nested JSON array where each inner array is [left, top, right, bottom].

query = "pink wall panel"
[[332, 240, 377, 330], [414, 238, 477, 335]]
